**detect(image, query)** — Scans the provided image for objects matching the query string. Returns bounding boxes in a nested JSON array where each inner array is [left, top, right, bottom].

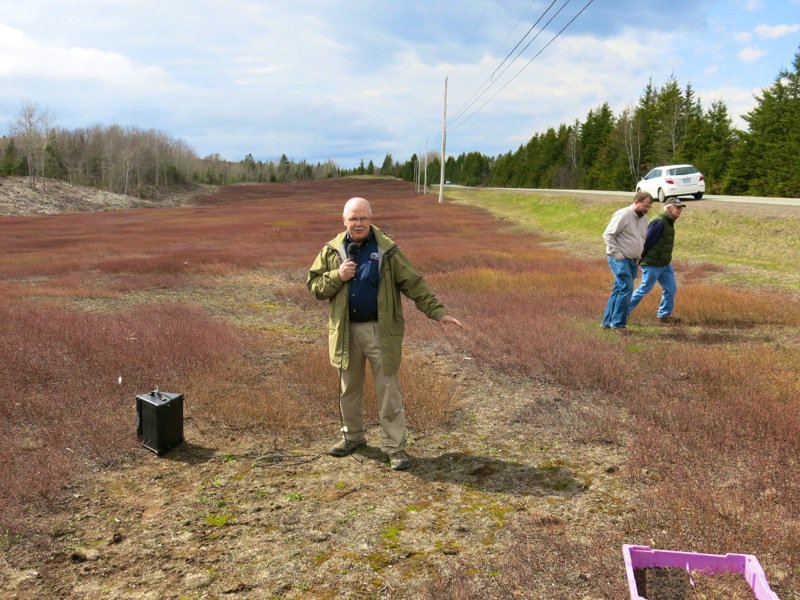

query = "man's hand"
[[439, 314, 464, 329], [338, 258, 356, 281]]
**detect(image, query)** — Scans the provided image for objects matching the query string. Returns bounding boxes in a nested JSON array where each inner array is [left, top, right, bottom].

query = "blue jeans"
[[602, 256, 638, 329], [628, 264, 677, 319]]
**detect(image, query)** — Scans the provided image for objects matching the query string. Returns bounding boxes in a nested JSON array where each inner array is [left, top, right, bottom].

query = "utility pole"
[[438, 75, 448, 204], [423, 138, 428, 194]]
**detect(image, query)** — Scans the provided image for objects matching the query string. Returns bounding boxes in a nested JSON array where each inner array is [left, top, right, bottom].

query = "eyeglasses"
[[346, 216, 371, 223]]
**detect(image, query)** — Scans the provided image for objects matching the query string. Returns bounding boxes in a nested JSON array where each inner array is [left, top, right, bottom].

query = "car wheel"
[[657, 189, 666, 202], [694, 192, 703, 200]]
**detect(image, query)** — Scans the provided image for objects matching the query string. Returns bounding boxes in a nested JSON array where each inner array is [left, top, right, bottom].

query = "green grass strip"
[[446, 188, 800, 292]]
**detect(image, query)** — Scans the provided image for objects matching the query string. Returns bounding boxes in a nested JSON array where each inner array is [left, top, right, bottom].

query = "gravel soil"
[[2, 361, 630, 599], [0, 176, 215, 216]]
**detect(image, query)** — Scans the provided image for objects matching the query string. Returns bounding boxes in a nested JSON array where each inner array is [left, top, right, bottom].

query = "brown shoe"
[[610, 326, 630, 336], [658, 316, 682, 325], [389, 450, 411, 471], [329, 438, 366, 457]]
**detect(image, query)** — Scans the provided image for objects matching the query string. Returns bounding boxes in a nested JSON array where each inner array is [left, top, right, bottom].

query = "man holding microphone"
[[307, 196, 462, 470]]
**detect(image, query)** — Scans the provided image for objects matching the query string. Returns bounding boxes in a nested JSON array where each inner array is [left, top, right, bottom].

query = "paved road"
[[701, 193, 800, 207], [444, 185, 800, 208]]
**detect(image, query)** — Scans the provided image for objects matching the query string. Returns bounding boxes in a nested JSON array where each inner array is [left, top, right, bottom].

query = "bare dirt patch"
[[2, 360, 630, 599], [0, 176, 216, 216]]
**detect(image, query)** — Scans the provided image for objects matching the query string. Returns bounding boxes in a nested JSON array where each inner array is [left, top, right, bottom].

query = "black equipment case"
[[136, 390, 184, 455]]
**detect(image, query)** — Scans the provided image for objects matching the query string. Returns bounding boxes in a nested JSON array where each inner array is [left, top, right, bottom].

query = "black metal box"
[[136, 391, 184, 455]]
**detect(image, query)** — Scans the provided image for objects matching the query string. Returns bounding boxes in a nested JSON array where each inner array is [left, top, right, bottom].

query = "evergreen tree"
[[460, 151, 488, 186], [44, 131, 68, 180], [655, 77, 687, 160], [489, 149, 518, 186], [380, 153, 394, 175], [1, 138, 19, 175], [426, 157, 441, 184], [693, 101, 734, 194], [242, 153, 257, 181], [676, 83, 704, 163], [399, 155, 415, 181], [579, 103, 614, 173], [592, 115, 636, 190], [727, 46, 800, 196], [277, 153, 290, 181], [635, 79, 660, 173]]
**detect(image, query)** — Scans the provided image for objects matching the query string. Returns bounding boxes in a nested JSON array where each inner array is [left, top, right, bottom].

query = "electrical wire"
[[448, 0, 570, 130], [448, 0, 596, 132], [421, 1, 556, 150], [448, 0, 559, 126], [463, 0, 540, 93], [464, 0, 493, 48]]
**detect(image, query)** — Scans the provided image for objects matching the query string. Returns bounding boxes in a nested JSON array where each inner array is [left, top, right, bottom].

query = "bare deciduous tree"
[[620, 105, 642, 182], [10, 101, 53, 191]]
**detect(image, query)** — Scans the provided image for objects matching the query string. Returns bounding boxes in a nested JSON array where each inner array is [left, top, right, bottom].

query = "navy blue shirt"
[[347, 231, 380, 322], [643, 219, 665, 256]]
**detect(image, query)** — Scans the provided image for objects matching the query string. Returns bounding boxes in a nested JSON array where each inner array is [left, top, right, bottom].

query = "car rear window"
[[669, 166, 697, 176]]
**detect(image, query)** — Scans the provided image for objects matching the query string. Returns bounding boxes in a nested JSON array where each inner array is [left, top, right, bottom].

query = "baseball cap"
[[664, 198, 685, 206]]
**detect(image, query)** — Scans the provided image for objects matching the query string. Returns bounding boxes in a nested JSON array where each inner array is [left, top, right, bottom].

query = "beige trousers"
[[339, 321, 406, 454]]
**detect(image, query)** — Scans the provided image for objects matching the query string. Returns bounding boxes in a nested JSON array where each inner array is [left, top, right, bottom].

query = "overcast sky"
[[1, 1, 799, 168]]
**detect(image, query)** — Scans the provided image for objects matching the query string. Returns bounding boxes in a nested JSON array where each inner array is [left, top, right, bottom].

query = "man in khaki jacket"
[[307, 197, 462, 470]]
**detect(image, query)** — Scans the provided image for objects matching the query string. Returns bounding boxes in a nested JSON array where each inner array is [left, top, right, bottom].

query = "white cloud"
[[0, 23, 40, 75], [754, 23, 800, 38], [0, 22, 174, 90], [699, 85, 760, 129], [738, 45, 767, 63], [733, 31, 752, 43]]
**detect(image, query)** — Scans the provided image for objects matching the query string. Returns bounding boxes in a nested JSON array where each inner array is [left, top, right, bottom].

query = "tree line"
[[399, 46, 800, 198], [3, 46, 799, 199], [0, 114, 343, 198]]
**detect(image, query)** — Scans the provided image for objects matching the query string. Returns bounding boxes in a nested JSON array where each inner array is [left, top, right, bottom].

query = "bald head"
[[343, 197, 372, 218], [342, 197, 373, 243]]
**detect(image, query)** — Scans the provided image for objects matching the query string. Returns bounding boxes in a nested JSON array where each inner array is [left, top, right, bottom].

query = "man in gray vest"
[[627, 197, 686, 324]]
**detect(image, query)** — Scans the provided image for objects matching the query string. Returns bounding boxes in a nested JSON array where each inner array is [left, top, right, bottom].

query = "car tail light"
[[665, 178, 674, 185], [699, 174, 705, 181]]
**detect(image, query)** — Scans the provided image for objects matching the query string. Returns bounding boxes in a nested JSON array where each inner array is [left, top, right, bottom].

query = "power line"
[[449, 0, 571, 130], [464, 1, 493, 48], [425, 2, 554, 160], [448, 0, 596, 132], [456, 0, 544, 104], [448, 0, 560, 126]]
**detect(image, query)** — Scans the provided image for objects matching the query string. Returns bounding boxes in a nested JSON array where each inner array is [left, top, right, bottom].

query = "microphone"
[[347, 242, 360, 260]]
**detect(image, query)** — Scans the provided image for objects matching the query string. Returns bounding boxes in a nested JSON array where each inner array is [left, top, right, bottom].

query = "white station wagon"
[[636, 164, 705, 202]]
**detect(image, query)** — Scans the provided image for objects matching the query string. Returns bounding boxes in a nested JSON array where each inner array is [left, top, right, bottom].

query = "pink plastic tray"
[[623, 544, 779, 599]]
